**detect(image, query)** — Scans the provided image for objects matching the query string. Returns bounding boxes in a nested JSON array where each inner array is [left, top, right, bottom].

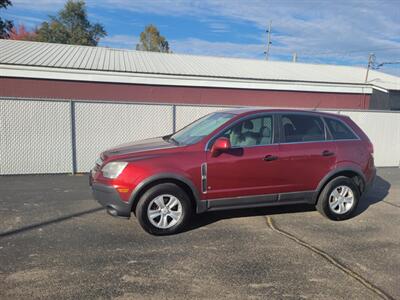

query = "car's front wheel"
[[135, 183, 192, 235], [316, 176, 360, 221]]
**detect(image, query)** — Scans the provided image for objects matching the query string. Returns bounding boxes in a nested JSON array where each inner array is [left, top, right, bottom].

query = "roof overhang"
[[0, 64, 373, 94]]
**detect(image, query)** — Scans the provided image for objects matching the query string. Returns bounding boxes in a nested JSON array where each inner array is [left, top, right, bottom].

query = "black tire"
[[135, 183, 192, 235], [316, 176, 360, 221]]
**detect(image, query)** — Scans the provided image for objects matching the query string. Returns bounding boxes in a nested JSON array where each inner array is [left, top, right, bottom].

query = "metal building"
[[1, 39, 399, 109]]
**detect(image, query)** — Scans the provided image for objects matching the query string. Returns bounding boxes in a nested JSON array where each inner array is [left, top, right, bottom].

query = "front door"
[[206, 114, 283, 201]]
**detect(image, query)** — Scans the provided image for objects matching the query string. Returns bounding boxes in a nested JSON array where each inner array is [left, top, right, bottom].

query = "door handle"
[[263, 155, 278, 161], [322, 150, 335, 157]]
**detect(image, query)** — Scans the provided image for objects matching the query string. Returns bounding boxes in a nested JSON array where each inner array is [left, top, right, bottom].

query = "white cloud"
[[7, 0, 400, 75], [170, 37, 264, 58], [100, 34, 138, 49], [11, 0, 65, 11], [4, 14, 45, 28], [208, 22, 230, 33], [93, 0, 400, 68]]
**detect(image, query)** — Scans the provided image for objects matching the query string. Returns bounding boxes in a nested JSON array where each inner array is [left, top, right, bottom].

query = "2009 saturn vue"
[[90, 109, 376, 235]]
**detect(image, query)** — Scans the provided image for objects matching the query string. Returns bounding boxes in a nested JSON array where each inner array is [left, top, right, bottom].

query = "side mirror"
[[211, 137, 231, 157]]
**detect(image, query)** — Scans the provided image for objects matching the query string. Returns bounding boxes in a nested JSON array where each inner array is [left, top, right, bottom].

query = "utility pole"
[[264, 21, 272, 60], [365, 53, 375, 83]]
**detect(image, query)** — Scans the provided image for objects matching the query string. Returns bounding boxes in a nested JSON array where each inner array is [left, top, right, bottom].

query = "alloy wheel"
[[147, 194, 183, 229], [328, 185, 354, 214]]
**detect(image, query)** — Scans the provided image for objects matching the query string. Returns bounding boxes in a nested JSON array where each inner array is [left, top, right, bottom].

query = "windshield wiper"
[[168, 137, 180, 145], [163, 135, 179, 145]]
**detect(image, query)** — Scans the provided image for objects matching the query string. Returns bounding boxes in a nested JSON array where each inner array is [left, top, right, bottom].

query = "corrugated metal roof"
[[0, 39, 399, 90]]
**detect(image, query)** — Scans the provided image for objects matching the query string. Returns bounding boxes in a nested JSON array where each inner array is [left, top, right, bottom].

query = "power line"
[[376, 61, 400, 68], [298, 46, 400, 56]]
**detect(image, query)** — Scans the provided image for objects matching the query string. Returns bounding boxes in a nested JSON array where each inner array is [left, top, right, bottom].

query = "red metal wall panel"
[[0, 77, 370, 109]]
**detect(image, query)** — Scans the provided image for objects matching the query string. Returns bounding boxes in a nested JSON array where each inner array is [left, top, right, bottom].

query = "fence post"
[[70, 100, 77, 174], [172, 104, 177, 133]]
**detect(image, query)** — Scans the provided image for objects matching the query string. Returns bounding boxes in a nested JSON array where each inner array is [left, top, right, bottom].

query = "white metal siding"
[[340, 111, 400, 167]]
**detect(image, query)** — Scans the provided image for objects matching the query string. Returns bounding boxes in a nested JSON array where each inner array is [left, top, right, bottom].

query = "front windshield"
[[168, 112, 235, 145]]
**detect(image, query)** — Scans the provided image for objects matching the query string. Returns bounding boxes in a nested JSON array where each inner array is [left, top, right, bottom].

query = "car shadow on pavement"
[[184, 175, 391, 232], [185, 204, 316, 232], [355, 175, 391, 216]]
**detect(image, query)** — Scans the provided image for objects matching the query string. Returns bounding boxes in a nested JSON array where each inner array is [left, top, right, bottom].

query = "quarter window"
[[325, 117, 357, 140], [220, 115, 273, 147], [281, 114, 325, 143]]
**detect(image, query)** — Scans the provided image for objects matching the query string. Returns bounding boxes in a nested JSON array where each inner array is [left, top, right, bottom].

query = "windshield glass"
[[168, 112, 235, 145]]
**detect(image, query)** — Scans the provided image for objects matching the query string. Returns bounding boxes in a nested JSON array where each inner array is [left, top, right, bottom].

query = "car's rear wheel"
[[316, 176, 360, 221], [135, 183, 192, 235]]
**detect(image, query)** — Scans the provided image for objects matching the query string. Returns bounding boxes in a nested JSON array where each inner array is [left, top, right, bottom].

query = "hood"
[[102, 137, 176, 159]]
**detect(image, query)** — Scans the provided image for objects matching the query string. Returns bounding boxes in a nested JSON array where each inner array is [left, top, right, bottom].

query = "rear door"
[[277, 113, 337, 192]]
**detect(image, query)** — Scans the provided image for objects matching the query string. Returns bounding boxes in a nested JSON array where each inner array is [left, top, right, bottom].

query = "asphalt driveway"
[[0, 168, 399, 299]]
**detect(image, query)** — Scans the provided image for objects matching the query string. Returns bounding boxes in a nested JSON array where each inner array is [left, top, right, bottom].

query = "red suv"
[[90, 109, 376, 235]]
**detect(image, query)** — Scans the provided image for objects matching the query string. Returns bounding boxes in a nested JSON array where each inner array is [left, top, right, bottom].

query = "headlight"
[[102, 162, 128, 179]]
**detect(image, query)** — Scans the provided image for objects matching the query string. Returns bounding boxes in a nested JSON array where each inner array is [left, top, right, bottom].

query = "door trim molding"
[[204, 190, 315, 212]]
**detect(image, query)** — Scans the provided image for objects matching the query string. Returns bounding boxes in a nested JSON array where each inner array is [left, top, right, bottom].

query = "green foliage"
[[136, 24, 170, 53], [35, 0, 106, 46], [0, 0, 13, 39]]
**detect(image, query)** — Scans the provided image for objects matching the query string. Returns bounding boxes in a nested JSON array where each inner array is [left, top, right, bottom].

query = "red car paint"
[[90, 109, 375, 218]]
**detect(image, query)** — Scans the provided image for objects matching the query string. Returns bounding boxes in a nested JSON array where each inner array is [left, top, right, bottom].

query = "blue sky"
[[3, 0, 400, 75]]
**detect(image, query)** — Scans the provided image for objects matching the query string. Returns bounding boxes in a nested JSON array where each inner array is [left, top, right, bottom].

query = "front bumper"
[[92, 182, 132, 218]]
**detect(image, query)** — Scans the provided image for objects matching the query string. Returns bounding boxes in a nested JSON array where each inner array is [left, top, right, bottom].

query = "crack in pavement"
[[265, 216, 394, 300], [382, 201, 400, 208]]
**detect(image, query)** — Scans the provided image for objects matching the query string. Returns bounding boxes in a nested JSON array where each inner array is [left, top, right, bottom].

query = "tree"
[[9, 24, 36, 41], [0, 0, 13, 39], [136, 24, 170, 53], [35, 0, 106, 46]]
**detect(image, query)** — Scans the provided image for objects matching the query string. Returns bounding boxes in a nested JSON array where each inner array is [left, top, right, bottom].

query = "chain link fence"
[[0, 98, 399, 175], [175, 105, 229, 129], [74, 102, 174, 172], [0, 99, 72, 174]]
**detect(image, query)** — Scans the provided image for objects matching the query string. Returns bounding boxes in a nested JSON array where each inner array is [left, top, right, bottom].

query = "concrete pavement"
[[0, 169, 398, 299]]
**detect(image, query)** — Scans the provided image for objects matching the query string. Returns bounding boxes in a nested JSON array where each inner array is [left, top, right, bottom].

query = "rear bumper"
[[91, 182, 132, 218]]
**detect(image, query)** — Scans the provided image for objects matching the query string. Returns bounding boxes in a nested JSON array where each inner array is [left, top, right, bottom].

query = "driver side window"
[[221, 115, 273, 147]]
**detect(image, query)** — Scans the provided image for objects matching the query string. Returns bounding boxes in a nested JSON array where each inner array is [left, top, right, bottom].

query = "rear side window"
[[325, 117, 357, 140], [281, 114, 325, 143]]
